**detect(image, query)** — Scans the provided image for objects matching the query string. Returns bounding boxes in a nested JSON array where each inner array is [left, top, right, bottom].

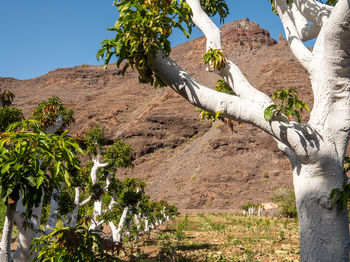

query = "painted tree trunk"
[[0, 202, 16, 262], [89, 156, 107, 230], [13, 194, 44, 262], [69, 187, 80, 227], [90, 199, 103, 230], [293, 161, 350, 261], [44, 188, 60, 234], [110, 207, 129, 244]]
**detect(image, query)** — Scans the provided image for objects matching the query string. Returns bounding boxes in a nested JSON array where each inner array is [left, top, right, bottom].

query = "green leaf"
[[64, 169, 71, 187]]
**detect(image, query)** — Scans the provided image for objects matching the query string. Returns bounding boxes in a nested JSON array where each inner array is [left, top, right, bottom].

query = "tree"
[[99, 0, 350, 260], [0, 120, 82, 262], [12, 96, 76, 262], [74, 126, 178, 245]]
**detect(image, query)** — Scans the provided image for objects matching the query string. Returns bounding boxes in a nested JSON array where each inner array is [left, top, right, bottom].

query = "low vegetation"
[[117, 213, 300, 261]]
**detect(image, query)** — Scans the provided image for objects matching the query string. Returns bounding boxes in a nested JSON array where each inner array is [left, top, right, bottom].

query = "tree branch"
[[186, 0, 221, 50], [293, 0, 333, 26], [291, 3, 321, 41], [80, 196, 92, 207], [275, 0, 313, 73], [150, 52, 320, 164], [219, 61, 272, 107], [323, 0, 350, 79], [186, 0, 272, 107]]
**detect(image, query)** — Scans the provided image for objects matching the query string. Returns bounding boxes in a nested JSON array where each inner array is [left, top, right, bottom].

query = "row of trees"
[[0, 90, 178, 262]]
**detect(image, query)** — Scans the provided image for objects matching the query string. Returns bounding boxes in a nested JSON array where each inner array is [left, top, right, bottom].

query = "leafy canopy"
[[32, 225, 118, 262], [98, 0, 228, 88], [0, 90, 24, 132], [0, 120, 82, 216], [0, 90, 15, 107], [32, 96, 75, 132], [82, 125, 106, 156], [264, 88, 309, 123]]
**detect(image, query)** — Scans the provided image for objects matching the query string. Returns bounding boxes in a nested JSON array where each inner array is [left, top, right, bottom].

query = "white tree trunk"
[[13, 195, 44, 262], [89, 155, 107, 230], [68, 187, 80, 227], [110, 207, 129, 244], [12, 117, 65, 262], [0, 202, 16, 262], [44, 188, 60, 234]]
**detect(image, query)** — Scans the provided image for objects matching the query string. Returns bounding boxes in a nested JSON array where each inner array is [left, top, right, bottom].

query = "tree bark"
[[294, 160, 350, 261], [0, 202, 16, 262], [110, 207, 129, 244], [44, 188, 60, 234], [13, 194, 44, 262]]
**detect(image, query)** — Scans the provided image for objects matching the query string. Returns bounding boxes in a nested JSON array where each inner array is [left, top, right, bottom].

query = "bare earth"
[[0, 18, 313, 213]]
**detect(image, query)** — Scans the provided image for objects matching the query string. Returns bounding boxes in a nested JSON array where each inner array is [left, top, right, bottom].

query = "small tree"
[[32, 225, 118, 262], [12, 96, 77, 262], [0, 90, 23, 132], [0, 120, 82, 262]]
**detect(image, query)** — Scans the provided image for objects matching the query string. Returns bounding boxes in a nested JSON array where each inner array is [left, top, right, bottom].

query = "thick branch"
[[323, 0, 350, 79], [275, 0, 313, 73], [186, 0, 221, 50], [291, 3, 321, 41], [186, 0, 272, 106], [294, 0, 333, 26], [150, 53, 320, 164], [219, 61, 272, 107]]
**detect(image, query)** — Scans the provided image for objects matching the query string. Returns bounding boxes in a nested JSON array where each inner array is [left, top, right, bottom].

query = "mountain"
[[0, 18, 312, 212]]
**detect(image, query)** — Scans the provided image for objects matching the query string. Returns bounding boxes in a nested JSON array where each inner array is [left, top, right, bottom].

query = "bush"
[[271, 189, 297, 218], [32, 225, 119, 262]]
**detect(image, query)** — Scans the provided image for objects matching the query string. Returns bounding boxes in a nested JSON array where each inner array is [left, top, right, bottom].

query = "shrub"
[[271, 189, 297, 218]]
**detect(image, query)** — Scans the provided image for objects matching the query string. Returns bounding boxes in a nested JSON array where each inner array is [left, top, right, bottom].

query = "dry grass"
[[120, 213, 300, 261]]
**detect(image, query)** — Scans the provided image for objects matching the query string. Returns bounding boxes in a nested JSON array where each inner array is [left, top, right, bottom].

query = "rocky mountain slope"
[[0, 18, 313, 212]]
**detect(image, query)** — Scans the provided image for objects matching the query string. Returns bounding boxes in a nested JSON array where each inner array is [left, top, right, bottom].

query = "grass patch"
[[119, 213, 300, 261]]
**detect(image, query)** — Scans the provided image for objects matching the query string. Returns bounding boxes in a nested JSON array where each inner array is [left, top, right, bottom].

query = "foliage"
[[0, 90, 24, 132], [329, 157, 350, 209], [203, 48, 227, 71], [98, 0, 230, 88], [264, 88, 309, 123], [32, 225, 118, 262], [322, 0, 338, 6], [97, 0, 193, 87], [0, 90, 15, 107], [271, 189, 297, 218], [82, 125, 106, 156], [58, 189, 76, 216], [215, 79, 235, 95], [197, 108, 222, 122], [0, 201, 6, 229], [105, 140, 134, 169], [0, 107, 24, 132], [200, 0, 229, 23], [32, 96, 75, 133], [0, 120, 82, 216]]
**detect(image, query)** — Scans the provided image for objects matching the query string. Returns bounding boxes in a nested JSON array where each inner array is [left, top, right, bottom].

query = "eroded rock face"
[[0, 19, 312, 211]]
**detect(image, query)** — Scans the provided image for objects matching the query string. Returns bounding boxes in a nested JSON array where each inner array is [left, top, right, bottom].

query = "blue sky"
[[0, 1, 287, 80]]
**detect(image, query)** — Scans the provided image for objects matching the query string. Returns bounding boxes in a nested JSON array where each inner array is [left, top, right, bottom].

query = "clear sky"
[[0, 1, 288, 80]]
